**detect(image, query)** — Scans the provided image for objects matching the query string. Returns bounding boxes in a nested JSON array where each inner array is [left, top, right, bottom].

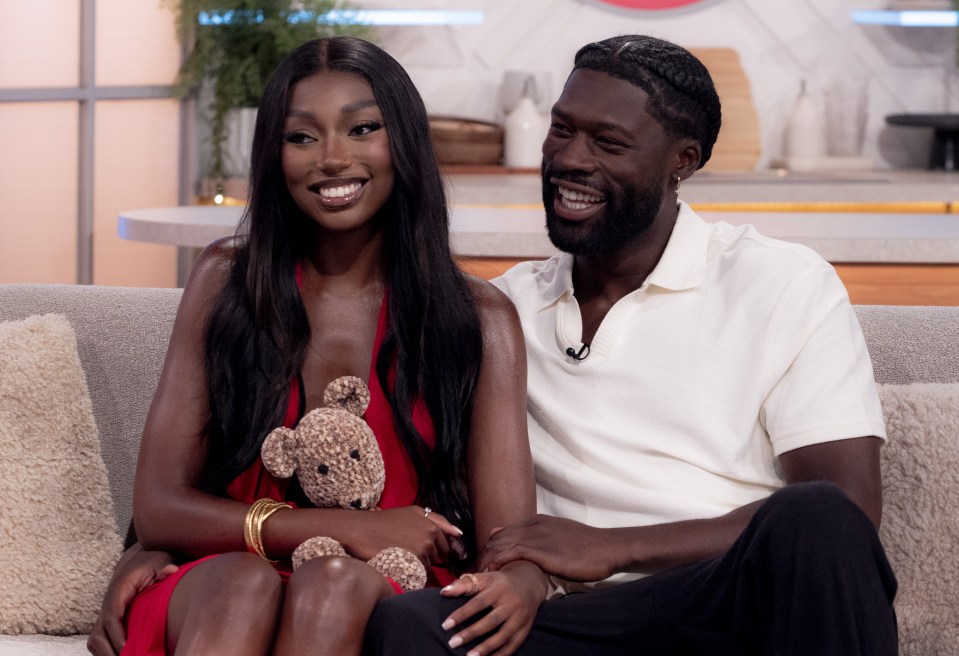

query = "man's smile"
[[552, 179, 607, 220]]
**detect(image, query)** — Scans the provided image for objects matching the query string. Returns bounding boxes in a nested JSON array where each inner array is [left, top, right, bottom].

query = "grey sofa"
[[0, 283, 957, 655]]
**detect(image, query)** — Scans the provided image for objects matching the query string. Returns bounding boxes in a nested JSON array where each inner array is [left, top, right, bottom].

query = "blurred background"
[[1, 0, 957, 288]]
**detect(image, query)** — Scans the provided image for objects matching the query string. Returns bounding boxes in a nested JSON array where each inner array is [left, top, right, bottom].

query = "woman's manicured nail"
[[448, 635, 463, 648], [442, 618, 455, 630]]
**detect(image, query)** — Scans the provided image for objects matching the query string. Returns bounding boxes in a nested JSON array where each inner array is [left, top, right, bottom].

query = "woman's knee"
[[168, 553, 282, 650], [204, 551, 283, 598], [287, 556, 392, 606], [173, 552, 282, 616]]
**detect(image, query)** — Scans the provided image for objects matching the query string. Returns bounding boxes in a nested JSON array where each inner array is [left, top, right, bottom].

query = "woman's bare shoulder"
[[183, 237, 241, 295], [463, 274, 521, 339], [192, 237, 239, 280], [464, 274, 514, 315], [175, 237, 242, 321]]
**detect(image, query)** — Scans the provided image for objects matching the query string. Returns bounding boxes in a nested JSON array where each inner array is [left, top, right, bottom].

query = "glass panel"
[[94, 99, 180, 287], [96, 0, 180, 86], [0, 2, 80, 88], [0, 103, 79, 283]]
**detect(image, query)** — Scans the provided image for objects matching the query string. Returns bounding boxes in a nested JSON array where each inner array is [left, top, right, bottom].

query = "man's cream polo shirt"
[[492, 202, 886, 584]]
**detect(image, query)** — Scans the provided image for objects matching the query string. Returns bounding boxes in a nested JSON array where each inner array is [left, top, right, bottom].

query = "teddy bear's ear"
[[324, 375, 371, 417], [261, 427, 299, 479]]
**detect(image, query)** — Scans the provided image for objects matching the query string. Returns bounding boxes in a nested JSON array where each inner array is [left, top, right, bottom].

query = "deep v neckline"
[[294, 261, 387, 411]]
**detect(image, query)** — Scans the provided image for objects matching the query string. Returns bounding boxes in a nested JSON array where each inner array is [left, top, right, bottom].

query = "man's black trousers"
[[364, 481, 898, 655]]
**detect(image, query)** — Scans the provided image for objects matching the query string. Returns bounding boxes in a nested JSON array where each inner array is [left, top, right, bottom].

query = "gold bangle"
[[243, 498, 292, 562]]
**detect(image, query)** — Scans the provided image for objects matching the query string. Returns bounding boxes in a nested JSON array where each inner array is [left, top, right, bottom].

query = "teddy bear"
[[260, 375, 428, 591]]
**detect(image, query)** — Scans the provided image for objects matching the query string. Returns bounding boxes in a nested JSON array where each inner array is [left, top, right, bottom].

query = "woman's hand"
[[438, 561, 547, 656], [343, 505, 463, 568], [86, 544, 179, 656]]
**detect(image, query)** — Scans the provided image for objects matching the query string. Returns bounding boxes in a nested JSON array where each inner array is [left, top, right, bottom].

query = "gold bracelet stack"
[[243, 498, 292, 562]]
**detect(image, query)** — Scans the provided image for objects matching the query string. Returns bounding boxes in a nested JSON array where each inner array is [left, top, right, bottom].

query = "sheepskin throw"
[[0, 314, 122, 635], [878, 383, 959, 656]]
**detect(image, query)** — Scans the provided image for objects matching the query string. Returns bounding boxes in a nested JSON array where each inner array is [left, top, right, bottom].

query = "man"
[[363, 35, 897, 655]]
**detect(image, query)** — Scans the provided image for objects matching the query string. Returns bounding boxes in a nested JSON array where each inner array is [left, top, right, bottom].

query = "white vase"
[[222, 107, 257, 178], [783, 80, 827, 169], [503, 95, 546, 168]]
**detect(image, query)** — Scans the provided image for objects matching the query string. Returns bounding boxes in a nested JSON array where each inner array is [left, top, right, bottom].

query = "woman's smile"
[[310, 178, 367, 209]]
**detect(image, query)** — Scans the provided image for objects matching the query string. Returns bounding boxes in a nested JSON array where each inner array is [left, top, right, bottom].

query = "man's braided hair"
[[573, 35, 722, 169]]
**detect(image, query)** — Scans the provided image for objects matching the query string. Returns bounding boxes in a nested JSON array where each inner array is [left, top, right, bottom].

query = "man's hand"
[[476, 515, 621, 582], [87, 544, 178, 656]]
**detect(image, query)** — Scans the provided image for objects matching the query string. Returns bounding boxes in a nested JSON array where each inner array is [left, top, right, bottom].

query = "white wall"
[[371, 0, 959, 170]]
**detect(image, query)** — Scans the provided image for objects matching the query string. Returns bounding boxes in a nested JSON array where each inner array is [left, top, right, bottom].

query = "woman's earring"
[[674, 175, 682, 193]]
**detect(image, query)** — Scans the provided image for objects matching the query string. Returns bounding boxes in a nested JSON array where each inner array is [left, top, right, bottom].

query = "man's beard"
[[543, 167, 664, 255]]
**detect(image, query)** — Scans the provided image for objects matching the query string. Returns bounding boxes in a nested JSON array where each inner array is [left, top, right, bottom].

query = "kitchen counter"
[[449, 206, 959, 264], [445, 169, 959, 207], [442, 169, 959, 305], [445, 169, 959, 264], [119, 203, 959, 265], [125, 169, 959, 303]]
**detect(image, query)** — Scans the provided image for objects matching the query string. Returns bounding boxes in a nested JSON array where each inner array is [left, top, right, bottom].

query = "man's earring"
[[674, 175, 682, 193]]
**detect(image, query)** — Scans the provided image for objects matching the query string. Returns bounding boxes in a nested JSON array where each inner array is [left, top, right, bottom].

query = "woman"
[[103, 36, 545, 656]]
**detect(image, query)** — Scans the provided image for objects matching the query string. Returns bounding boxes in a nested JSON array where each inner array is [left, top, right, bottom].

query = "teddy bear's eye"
[[317, 464, 329, 475], [350, 449, 360, 460]]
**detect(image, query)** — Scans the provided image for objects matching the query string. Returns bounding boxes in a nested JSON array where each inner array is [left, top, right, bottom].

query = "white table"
[[118, 206, 245, 248], [119, 204, 959, 265]]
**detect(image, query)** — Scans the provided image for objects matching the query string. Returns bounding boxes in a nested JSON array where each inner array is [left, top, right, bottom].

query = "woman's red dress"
[[121, 295, 453, 655]]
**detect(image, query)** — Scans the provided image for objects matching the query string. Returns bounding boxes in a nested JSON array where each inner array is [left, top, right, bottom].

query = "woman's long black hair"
[[201, 37, 484, 561]]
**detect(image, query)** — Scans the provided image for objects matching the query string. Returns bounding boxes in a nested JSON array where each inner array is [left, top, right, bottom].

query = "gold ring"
[[424, 506, 433, 518], [461, 572, 479, 596]]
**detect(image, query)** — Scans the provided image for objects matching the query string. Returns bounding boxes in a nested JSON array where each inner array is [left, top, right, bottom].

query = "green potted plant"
[[167, 0, 371, 183]]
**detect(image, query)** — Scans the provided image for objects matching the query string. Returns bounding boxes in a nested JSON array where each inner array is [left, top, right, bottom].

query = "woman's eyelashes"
[[282, 121, 383, 145], [350, 120, 383, 137], [284, 130, 315, 145]]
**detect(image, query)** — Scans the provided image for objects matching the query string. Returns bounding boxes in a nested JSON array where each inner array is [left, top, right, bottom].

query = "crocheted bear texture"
[[261, 375, 427, 591]]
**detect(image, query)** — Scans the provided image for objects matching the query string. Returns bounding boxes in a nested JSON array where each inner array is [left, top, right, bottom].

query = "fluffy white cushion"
[[0, 314, 122, 635], [878, 383, 959, 656]]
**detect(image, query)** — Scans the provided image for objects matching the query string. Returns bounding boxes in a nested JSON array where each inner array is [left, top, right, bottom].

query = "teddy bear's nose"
[[350, 499, 362, 509]]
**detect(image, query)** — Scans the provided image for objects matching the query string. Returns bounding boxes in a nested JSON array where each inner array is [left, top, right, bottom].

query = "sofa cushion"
[[857, 305, 959, 385], [0, 314, 123, 635], [0, 284, 182, 539], [878, 383, 959, 656]]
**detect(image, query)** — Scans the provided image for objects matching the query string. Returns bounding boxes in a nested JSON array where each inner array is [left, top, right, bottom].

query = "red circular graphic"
[[594, 0, 706, 9]]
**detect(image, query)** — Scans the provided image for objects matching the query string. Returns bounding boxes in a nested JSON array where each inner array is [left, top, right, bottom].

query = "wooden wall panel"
[[833, 264, 959, 306], [689, 48, 761, 173]]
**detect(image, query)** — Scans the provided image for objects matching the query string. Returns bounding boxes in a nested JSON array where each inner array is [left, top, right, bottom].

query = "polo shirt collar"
[[534, 201, 709, 307], [645, 200, 708, 292]]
